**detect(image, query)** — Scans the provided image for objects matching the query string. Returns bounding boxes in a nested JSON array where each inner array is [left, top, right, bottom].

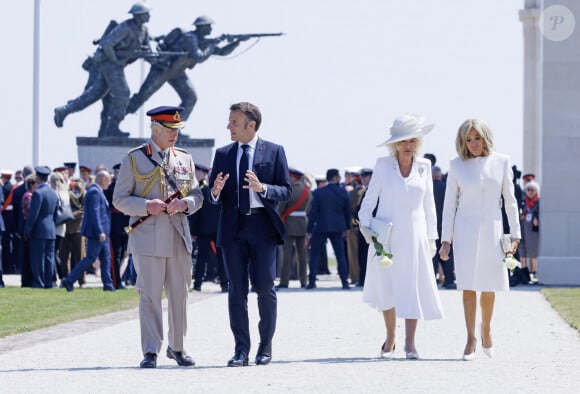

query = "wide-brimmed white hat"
[[377, 114, 434, 147]]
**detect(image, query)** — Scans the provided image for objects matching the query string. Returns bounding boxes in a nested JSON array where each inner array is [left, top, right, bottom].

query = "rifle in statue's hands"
[[124, 190, 183, 234], [133, 49, 189, 59], [217, 32, 284, 42]]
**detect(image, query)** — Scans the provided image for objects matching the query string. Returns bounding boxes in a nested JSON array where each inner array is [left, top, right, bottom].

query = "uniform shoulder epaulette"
[[128, 143, 147, 154]]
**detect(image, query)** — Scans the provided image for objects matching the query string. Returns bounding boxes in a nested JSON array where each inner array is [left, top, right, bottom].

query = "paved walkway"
[[0, 274, 579, 393]]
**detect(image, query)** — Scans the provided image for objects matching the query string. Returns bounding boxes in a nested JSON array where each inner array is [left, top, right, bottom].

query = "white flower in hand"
[[373, 236, 393, 268], [503, 254, 521, 272]]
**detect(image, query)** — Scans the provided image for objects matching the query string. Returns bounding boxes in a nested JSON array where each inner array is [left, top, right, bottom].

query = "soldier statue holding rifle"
[[125, 16, 283, 125], [53, 3, 154, 137]]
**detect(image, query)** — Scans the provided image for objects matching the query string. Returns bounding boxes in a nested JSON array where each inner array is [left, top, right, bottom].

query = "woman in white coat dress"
[[439, 119, 521, 361], [359, 114, 443, 360]]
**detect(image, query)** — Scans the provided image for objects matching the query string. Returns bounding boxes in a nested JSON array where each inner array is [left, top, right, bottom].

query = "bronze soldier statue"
[[125, 16, 247, 124], [54, 3, 152, 138]]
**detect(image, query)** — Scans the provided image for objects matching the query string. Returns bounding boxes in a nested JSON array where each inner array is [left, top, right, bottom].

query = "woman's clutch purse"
[[370, 217, 393, 252]]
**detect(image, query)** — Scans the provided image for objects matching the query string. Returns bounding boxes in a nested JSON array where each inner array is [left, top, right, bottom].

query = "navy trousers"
[[222, 211, 278, 354], [65, 236, 114, 290]]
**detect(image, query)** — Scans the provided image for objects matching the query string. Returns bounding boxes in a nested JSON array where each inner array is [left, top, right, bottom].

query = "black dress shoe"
[[305, 283, 316, 289], [255, 343, 272, 366], [227, 351, 249, 367], [166, 346, 195, 367], [140, 353, 157, 368], [275, 284, 288, 290]]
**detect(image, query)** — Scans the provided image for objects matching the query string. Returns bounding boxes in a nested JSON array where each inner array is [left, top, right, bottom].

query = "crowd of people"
[[0, 108, 541, 366]]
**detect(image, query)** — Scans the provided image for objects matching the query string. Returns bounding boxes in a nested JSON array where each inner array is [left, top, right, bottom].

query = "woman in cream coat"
[[359, 114, 443, 360], [439, 119, 521, 361]]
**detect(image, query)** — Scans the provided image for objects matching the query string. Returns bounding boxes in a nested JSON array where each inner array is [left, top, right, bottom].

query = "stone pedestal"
[[76, 136, 214, 173]]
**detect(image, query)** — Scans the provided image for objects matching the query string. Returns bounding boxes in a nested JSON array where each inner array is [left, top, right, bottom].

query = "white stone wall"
[[539, 0, 580, 284]]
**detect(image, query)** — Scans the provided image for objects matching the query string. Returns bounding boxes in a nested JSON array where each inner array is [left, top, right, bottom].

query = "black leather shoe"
[[227, 351, 249, 367], [342, 282, 351, 290], [255, 343, 272, 366], [140, 353, 157, 368], [166, 346, 195, 367], [305, 283, 316, 289], [275, 284, 288, 290], [60, 280, 73, 292]]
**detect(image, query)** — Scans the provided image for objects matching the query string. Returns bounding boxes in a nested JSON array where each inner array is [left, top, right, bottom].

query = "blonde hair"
[[387, 138, 423, 158], [49, 172, 70, 204], [455, 118, 494, 159]]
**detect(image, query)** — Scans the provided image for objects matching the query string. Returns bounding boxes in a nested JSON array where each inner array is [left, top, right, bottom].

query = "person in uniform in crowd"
[[54, 3, 152, 137], [104, 163, 130, 289], [355, 168, 373, 287], [346, 171, 363, 285], [277, 167, 312, 289], [359, 114, 443, 360], [208, 102, 291, 367], [113, 105, 203, 369], [1, 170, 17, 275], [12, 166, 34, 283], [23, 166, 59, 289], [59, 179, 86, 287], [306, 168, 352, 290], [313, 175, 331, 275], [79, 166, 92, 187], [188, 163, 228, 292], [439, 118, 521, 360], [126, 16, 246, 124], [64, 162, 77, 180], [60, 170, 115, 292]]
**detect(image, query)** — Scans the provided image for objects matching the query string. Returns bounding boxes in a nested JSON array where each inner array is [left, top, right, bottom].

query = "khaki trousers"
[[346, 229, 360, 283], [133, 236, 192, 355]]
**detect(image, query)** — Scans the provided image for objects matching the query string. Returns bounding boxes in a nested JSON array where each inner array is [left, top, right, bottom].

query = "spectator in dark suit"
[[189, 163, 228, 292], [306, 168, 352, 290], [104, 163, 130, 289], [209, 102, 291, 367], [430, 165, 456, 289], [23, 166, 59, 288], [60, 170, 115, 291]]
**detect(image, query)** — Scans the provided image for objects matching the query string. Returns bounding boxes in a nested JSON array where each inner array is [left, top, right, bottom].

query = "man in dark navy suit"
[[209, 102, 291, 367], [306, 168, 352, 290], [23, 166, 59, 288], [61, 170, 115, 291]]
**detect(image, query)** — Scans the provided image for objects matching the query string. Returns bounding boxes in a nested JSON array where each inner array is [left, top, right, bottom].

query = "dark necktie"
[[239, 144, 250, 214]]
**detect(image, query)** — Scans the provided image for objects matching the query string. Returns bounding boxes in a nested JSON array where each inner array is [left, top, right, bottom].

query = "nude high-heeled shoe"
[[404, 346, 419, 360], [379, 342, 395, 359], [481, 324, 494, 358]]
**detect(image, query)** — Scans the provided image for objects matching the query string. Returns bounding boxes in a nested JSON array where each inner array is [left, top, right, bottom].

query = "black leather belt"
[[239, 207, 266, 216]]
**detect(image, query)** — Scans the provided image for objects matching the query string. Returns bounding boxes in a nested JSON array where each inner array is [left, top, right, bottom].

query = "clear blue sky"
[[1, 0, 524, 177]]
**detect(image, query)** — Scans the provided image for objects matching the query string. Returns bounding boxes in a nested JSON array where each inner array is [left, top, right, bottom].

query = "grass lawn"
[[541, 287, 580, 331], [0, 287, 139, 338]]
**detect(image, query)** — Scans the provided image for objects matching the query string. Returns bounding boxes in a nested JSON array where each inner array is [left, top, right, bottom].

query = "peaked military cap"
[[34, 166, 51, 177], [360, 168, 373, 176], [147, 106, 185, 129], [194, 164, 211, 173], [288, 167, 304, 178]]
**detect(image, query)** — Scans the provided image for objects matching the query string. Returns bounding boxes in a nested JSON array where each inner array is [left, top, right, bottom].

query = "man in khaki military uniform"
[[276, 167, 312, 289], [113, 105, 203, 368]]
